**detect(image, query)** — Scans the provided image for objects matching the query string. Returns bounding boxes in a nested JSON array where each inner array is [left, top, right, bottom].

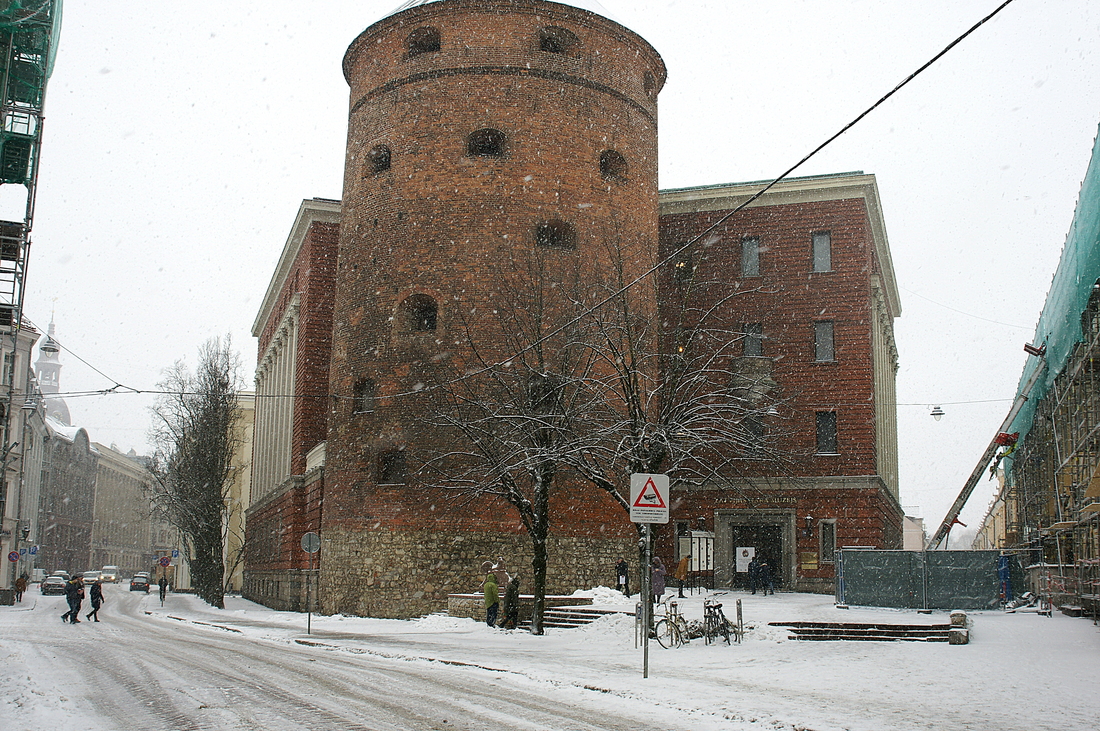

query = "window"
[[367, 144, 391, 174], [743, 323, 763, 357], [353, 379, 376, 413], [534, 220, 576, 250], [528, 372, 563, 413], [539, 26, 578, 54], [398, 294, 438, 332], [673, 250, 693, 283], [378, 450, 407, 484], [599, 150, 627, 180], [812, 231, 832, 272], [407, 26, 440, 56], [741, 237, 760, 277], [815, 411, 838, 454], [643, 71, 656, 97], [820, 520, 837, 563], [743, 415, 765, 455], [467, 128, 506, 158], [814, 321, 835, 362], [1, 352, 12, 385]]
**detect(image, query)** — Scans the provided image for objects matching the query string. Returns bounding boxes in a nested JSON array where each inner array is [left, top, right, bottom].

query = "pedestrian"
[[759, 558, 775, 595], [62, 575, 84, 623], [502, 573, 521, 630], [158, 575, 168, 602], [483, 571, 499, 627], [651, 555, 666, 605], [14, 572, 27, 602], [748, 555, 761, 594], [674, 554, 691, 598], [490, 556, 511, 592], [615, 557, 629, 596], [86, 580, 104, 622]]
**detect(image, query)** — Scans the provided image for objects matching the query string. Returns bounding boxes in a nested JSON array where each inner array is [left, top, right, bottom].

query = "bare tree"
[[149, 336, 243, 608]]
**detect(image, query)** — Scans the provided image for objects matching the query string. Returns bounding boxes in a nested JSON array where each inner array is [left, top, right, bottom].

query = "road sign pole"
[[307, 550, 313, 635], [642, 522, 651, 679]]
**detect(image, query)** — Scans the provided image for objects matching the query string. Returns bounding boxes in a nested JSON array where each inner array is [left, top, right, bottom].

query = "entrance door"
[[730, 523, 784, 589]]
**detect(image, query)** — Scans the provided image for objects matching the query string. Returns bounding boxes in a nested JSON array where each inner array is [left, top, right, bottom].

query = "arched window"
[[539, 26, 579, 54], [398, 294, 438, 332], [407, 26, 440, 57], [643, 71, 656, 98], [367, 144, 391, 174], [534, 220, 576, 250], [467, 128, 506, 158], [599, 149, 627, 180], [353, 378, 376, 413]]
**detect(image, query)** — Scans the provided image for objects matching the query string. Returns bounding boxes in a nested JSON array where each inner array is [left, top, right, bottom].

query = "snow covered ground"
[[2, 585, 1098, 730]]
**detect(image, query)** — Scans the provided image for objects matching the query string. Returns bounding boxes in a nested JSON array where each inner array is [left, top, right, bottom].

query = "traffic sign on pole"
[[629, 473, 670, 524]]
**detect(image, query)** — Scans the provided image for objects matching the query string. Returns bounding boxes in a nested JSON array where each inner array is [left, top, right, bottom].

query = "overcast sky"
[[22, 0, 1100, 535]]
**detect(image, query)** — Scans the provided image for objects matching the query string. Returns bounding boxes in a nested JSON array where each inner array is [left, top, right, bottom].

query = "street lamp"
[[930, 405, 944, 421]]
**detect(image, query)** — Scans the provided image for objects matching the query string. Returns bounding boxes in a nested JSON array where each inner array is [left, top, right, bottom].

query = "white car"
[[99, 566, 120, 583], [82, 570, 102, 583]]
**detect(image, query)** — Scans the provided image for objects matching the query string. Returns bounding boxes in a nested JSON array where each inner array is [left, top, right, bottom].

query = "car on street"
[[50, 570, 70, 581], [83, 570, 102, 583], [129, 574, 150, 592], [99, 566, 120, 583], [40, 576, 67, 595]]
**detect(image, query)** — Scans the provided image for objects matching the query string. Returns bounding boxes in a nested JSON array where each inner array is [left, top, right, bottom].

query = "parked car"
[[50, 570, 70, 581], [99, 566, 119, 583], [82, 570, 102, 583], [41, 576, 67, 595], [129, 575, 150, 592]]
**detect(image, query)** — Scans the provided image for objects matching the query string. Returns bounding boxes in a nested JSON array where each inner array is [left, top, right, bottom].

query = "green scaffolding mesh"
[[1007, 123, 1100, 446], [0, 0, 61, 79]]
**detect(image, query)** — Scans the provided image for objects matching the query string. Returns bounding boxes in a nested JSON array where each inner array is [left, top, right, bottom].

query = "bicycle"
[[653, 597, 690, 648], [703, 596, 732, 645]]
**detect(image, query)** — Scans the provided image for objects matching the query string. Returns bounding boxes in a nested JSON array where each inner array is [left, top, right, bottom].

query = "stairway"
[[541, 606, 633, 629], [769, 620, 952, 642]]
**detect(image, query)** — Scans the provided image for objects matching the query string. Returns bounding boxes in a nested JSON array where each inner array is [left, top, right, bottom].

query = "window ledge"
[[815, 452, 841, 457]]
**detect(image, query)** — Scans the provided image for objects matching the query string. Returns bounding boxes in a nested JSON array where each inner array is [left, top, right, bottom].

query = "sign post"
[[301, 532, 321, 635], [629, 474, 669, 678]]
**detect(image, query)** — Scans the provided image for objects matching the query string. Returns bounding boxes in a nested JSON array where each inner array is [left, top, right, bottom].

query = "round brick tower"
[[322, 0, 666, 617]]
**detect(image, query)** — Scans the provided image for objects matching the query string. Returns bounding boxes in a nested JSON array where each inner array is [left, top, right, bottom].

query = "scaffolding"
[[989, 122, 1100, 617]]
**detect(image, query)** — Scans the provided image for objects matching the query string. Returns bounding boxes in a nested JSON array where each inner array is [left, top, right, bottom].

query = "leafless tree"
[[148, 336, 243, 609]]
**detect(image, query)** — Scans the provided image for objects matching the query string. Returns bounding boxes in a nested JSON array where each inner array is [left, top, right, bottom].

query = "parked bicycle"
[[653, 597, 690, 648], [703, 595, 732, 645]]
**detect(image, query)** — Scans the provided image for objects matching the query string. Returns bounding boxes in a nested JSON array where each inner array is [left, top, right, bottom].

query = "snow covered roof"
[[384, 0, 626, 29]]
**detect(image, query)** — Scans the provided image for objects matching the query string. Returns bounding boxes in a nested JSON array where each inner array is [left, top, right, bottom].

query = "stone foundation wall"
[[447, 594, 592, 623], [243, 568, 318, 612], [318, 526, 635, 618]]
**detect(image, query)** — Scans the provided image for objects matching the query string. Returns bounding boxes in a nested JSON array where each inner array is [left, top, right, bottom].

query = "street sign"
[[158, 556, 172, 567], [171, 549, 180, 559], [301, 532, 321, 554], [7, 551, 18, 562], [629, 473, 669, 524]]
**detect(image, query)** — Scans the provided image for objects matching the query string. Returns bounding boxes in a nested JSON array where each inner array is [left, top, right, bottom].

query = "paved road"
[[2, 585, 670, 731]]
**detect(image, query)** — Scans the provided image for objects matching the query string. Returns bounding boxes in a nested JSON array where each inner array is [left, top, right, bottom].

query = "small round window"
[[539, 26, 579, 54], [467, 128, 506, 158], [407, 26, 441, 57], [398, 294, 438, 332], [599, 150, 627, 181], [367, 144, 391, 174], [534, 220, 577, 250]]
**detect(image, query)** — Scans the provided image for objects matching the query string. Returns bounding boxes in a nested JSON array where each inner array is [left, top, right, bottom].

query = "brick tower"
[[321, 0, 665, 617]]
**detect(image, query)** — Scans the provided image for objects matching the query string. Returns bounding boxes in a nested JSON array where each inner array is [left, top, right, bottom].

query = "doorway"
[[729, 523, 785, 589]]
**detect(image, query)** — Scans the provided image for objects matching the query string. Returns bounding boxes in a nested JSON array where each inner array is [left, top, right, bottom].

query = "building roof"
[[385, 0, 623, 26]]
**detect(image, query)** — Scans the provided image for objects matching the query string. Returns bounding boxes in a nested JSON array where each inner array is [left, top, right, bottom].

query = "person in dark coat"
[[748, 555, 761, 594], [158, 575, 168, 602], [483, 572, 499, 627], [651, 556, 666, 605], [759, 557, 775, 595], [615, 557, 629, 596], [62, 575, 84, 623], [502, 573, 521, 630], [14, 573, 27, 602], [86, 581, 104, 622]]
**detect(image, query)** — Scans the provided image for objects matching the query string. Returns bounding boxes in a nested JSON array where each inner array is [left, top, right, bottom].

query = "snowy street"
[[3, 585, 1099, 730]]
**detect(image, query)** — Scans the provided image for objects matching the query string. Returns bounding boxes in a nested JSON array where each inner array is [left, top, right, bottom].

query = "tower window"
[[814, 321, 835, 362], [534, 220, 576, 250], [643, 71, 656, 97], [741, 237, 760, 277], [599, 150, 627, 180], [353, 379, 376, 413], [673, 250, 693, 283], [467, 128, 506, 158], [398, 294, 438, 332], [743, 323, 764, 357], [407, 27, 441, 57], [815, 411, 838, 455], [378, 450, 407, 484], [539, 26, 579, 54], [367, 144, 391, 174], [812, 231, 832, 272]]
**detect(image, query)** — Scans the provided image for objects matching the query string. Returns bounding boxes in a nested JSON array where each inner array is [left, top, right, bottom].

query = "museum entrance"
[[729, 523, 785, 590]]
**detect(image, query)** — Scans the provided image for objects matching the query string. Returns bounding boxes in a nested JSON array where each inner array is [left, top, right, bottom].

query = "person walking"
[[748, 555, 761, 595], [14, 573, 27, 602], [158, 575, 168, 603], [502, 573, 521, 630], [86, 580, 104, 622], [674, 554, 691, 598], [651, 556, 666, 605], [615, 557, 629, 596], [759, 557, 775, 595], [482, 571, 499, 627], [62, 575, 84, 623]]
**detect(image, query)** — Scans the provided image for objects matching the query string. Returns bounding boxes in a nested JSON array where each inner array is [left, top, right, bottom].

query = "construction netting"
[[1007, 123, 1100, 445], [0, 0, 61, 80]]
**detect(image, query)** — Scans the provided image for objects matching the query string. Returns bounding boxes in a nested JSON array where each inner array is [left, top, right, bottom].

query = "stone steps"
[[541, 606, 633, 629], [770, 620, 953, 642]]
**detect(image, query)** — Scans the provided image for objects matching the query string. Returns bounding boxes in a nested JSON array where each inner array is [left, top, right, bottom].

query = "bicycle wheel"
[[716, 615, 732, 645], [653, 618, 673, 648], [673, 619, 689, 646], [703, 611, 717, 644]]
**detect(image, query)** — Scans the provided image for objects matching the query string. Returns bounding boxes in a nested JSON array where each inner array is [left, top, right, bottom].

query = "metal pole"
[[642, 522, 651, 679], [307, 551, 313, 635]]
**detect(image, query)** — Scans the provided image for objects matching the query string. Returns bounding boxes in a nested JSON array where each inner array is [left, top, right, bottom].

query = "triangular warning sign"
[[631, 476, 667, 508]]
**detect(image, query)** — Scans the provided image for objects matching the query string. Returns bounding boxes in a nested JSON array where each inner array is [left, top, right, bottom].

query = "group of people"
[[748, 555, 775, 595], [481, 557, 521, 629], [61, 575, 105, 623]]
